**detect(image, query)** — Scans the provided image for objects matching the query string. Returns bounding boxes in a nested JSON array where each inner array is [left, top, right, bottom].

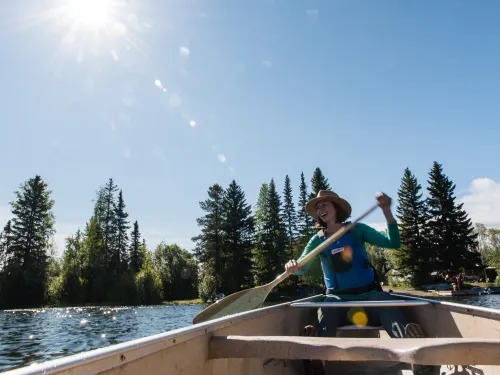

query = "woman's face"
[[315, 200, 337, 223]]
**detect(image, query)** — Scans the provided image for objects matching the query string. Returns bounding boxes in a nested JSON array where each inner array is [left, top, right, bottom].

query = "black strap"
[[327, 282, 378, 296]]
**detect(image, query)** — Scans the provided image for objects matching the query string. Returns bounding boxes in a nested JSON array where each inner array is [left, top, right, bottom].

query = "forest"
[[0, 161, 497, 309]]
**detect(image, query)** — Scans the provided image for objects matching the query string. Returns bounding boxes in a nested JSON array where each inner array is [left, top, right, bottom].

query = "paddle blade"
[[192, 284, 272, 324]]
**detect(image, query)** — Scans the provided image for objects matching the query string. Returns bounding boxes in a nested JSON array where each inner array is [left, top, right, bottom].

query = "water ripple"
[[0, 304, 204, 372]]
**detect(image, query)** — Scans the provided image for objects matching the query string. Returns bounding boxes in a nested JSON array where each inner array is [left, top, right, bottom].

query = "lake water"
[[1, 295, 499, 373], [0, 304, 205, 372]]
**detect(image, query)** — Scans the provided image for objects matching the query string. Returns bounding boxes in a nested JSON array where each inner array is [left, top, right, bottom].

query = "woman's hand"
[[376, 192, 392, 211], [285, 260, 301, 274], [376, 192, 396, 223]]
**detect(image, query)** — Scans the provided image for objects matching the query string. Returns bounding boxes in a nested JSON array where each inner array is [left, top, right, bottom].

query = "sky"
[[1, 0, 499, 254]]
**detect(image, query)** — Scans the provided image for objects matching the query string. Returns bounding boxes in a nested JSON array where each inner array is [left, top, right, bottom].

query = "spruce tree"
[[253, 179, 286, 285], [129, 221, 143, 273], [309, 167, 331, 199], [282, 175, 297, 259], [221, 180, 255, 293], [453, 200, 480, 271], [396, 168, 430, 285], [192, 184, 225, 291], [83, 216, 108, 302], [297, 172, 313, 239], [114, 190, 130, 274], [425, 162, 479, 273], [255, 183, 269, 230], [94, 178, 118, 269], [295, 172, 323, 285], [0, 220, 13, 267], [252, 183, 271, 285], [5, 175, 55, 307], [267, 179, 286, 277]]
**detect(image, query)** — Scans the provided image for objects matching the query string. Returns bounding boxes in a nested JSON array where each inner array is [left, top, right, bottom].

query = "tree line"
[[0, 162, 495, 308], [0, 177, 197, 309], [193, 161, 486, 297], [369, 162, 482, 287]]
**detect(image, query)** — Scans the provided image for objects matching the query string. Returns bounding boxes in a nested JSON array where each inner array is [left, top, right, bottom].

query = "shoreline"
[[161, 298, 203, 306], [382, 286, 449, 299]]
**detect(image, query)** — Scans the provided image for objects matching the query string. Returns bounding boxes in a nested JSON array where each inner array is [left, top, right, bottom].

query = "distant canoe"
[[4, 293, 500, 375]]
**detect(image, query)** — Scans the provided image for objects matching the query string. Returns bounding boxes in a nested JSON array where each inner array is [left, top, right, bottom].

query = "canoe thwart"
[[289, 300, 430, 308], [208, 335, 500, 366]]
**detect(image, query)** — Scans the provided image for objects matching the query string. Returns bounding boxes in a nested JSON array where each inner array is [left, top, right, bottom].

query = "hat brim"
[[305, 196, 352, 222]]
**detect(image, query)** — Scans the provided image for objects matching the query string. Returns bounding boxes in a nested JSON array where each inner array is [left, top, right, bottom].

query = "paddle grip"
[[273, 203, 379, 285]]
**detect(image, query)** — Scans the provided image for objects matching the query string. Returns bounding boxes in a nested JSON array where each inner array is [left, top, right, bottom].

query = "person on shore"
[[285, 190, 436, 374]]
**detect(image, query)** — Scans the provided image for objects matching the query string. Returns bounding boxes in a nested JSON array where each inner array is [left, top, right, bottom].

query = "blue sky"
[[1, 0, 499, 253]]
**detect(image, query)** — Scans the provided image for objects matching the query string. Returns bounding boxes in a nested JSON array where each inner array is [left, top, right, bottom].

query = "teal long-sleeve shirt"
[[295, 222, 400, 294]]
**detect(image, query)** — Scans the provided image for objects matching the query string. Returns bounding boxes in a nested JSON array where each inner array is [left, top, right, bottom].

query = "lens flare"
[[340, 245, 353, 262], [348, 307, 368, 327]]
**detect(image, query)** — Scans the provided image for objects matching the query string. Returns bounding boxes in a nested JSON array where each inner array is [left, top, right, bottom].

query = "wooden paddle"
[[192, 203, 379, 324]]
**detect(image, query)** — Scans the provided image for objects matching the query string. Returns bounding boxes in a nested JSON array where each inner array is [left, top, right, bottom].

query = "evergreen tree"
[[252, 183, 271, 284], [295, 172, 323, 286], [309, 167, 331, 199], [114, 190, 130, 273], [0, 220, 13, 268], [4, 175, 55, 307], [129, 221, 143, 273], [297, 172, 313, 239], [192, 184, 225, 292], [94, 178, 118, 269], [140, 239, 148, 264], [268, 179, 286, 276], [396, 168, 430, 286], [221, 180, 255, 293], [254, 183, 269, 230], [83, 217, 108, 302], [282, 175, 297, 259], [425, 162, 480, 273], [252, 180, 286, 284]]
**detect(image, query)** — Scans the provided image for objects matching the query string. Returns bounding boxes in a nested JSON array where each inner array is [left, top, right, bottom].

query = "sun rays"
[[65, 0, 111, 30]]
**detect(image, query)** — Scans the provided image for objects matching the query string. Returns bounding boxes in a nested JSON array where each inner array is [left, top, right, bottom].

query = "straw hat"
[[306, 190, 352, 222]]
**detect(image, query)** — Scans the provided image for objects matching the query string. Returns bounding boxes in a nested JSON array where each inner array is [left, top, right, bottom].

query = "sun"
[[66, 0, 111, 29]]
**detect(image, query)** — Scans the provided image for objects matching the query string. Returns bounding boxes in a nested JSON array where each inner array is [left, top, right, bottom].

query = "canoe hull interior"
[[4, 294, 500, 375]]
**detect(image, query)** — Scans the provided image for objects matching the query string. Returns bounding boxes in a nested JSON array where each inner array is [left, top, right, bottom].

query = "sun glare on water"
[[66, 0, 111, 29]]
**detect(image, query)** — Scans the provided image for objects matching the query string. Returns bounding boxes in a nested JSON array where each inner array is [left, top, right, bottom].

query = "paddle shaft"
[[271, 203, 380, 286]]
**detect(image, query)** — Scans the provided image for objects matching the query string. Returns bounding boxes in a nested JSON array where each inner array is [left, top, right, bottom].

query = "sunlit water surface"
[[0, 296, 499, 372], [0, 304, 204, 372]]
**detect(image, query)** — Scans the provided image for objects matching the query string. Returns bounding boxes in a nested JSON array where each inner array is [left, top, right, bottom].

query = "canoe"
[[4, 293, 500, 375]]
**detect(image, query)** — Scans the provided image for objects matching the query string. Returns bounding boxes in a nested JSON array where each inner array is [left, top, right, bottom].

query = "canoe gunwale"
[[290, 300, 430, 308], [389, 292, 500, 320]]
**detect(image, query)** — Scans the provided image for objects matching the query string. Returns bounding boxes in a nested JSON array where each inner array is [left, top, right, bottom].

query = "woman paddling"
[[286, 190, 437, 374]]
